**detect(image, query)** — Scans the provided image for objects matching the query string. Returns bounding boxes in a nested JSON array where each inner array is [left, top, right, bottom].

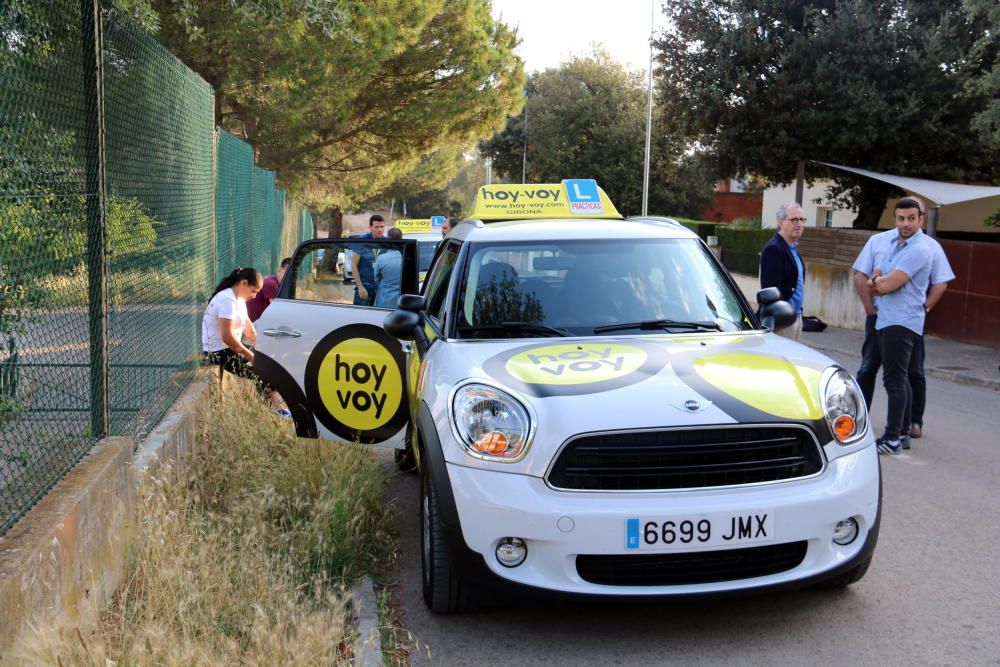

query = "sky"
[[490, 0, 659, 74]]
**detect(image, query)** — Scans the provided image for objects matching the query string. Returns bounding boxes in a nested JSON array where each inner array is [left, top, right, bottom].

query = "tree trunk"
[[330, 208, 344, 239], [851, 181, 897, 230]]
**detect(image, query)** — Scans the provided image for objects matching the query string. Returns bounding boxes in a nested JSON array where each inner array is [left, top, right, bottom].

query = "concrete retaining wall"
[[732, 265, 866, 331], [0, 373, 210, 658]]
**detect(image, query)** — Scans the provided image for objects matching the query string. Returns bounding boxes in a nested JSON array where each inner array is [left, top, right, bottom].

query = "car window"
[[453, 238, 752, 338], [287, 239, 415, 306], [418, 240, 438, 272], [423, 241, 460, 326]]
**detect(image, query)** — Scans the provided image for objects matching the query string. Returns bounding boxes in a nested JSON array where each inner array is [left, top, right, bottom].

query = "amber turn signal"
[[473, 431, 509, 455], [832, 414, 855, 441]]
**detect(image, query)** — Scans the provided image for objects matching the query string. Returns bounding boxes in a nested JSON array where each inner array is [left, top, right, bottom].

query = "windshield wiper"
[[593, 319, 722, 334], [460, 322, 574, 338]]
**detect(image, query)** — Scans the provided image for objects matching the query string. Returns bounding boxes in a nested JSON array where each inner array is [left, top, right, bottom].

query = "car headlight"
[[821, 367, 868, 444], [451, 383, 533, 462]]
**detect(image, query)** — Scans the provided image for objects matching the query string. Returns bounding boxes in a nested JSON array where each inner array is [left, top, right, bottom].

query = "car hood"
[[433, 331, 838, 476]]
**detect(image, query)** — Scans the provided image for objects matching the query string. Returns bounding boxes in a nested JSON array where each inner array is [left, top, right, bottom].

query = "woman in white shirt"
[[203, 266, 260, 366], [202, 267, 287, 414]]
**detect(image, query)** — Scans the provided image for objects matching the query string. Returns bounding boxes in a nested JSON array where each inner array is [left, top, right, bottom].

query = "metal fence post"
[[82, 0, 109, 438]]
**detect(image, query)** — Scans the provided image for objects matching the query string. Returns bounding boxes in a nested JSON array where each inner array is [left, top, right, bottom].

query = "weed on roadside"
[[17, 382, 394, 665]]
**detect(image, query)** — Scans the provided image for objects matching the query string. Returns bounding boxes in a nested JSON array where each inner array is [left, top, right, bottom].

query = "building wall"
[[762, 183, 855, 229], [763, 180, 1000, 232], [877, 196, 1000, 232], [701, 192, 763, 223]]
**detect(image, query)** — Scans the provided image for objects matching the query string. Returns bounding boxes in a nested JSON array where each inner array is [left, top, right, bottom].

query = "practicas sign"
[[470, 179, 622, 220]]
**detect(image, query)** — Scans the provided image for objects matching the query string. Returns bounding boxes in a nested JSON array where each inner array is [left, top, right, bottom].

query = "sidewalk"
[[730, 273, 1000, 391]]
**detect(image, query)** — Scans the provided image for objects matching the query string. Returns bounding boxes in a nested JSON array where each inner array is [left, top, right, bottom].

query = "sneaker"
[[875, 436, 901, 455], [274, 408, 292, 418], [900, 434, 911, 450], [909, 423, 923, 439]]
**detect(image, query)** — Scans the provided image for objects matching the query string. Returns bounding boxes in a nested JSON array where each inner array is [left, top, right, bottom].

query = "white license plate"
[[625, 511, 774, 551]]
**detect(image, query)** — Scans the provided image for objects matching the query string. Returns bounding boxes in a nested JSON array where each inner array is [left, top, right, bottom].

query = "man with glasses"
[[760, 202, 807, 340]]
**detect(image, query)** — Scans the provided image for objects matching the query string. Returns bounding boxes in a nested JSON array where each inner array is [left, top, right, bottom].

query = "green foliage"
[[717, 227, 774, 254], [964, 0, 1000, 153], [985, 209, 1000, 229], [142, 0, 525, 209], [376, 150, 490, 218], [656, 0, 999, 228], [480, 49, 714, 217]]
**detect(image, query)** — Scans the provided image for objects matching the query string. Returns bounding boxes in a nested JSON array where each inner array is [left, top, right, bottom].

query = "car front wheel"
[[420, 462, 475, 612]]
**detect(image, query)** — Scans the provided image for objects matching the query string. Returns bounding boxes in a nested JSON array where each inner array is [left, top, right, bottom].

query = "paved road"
[[383, 352, 1000, 666]]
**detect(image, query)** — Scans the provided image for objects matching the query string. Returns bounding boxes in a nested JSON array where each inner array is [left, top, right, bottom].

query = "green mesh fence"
[[215, 133, 308, 280], [0, 2, 314, 536]]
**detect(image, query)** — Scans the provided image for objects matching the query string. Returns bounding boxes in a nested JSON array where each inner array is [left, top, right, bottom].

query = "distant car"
[[256, 180, 878, 613]]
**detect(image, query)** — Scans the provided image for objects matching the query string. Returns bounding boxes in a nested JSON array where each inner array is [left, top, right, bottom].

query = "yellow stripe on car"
[[693, 353, 823, 420]]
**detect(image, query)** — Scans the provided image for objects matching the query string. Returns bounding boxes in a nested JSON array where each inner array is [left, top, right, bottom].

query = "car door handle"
[[262, 328, 302, 338]]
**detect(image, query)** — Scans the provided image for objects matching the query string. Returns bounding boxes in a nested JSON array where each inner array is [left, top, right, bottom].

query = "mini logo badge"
[[674, 399, 712, 413]]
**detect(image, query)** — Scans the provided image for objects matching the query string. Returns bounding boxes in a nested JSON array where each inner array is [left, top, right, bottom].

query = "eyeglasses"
[[785, 217, 806, 223]]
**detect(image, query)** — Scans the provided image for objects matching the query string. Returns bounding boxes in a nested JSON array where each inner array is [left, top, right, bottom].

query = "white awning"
[[816, 162, 1000, 207]]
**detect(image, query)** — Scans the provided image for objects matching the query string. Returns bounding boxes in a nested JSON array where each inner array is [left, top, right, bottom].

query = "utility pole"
[[794, 160, 805, 204], [82, 0, 109, 438], [642, 0, 655, 216], [521, 99, 528, 184]]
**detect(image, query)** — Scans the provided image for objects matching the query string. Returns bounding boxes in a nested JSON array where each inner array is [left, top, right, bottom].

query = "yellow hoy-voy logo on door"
[[305, 324, 408, 443], [505, 344, 647, 385], [316, 338, 402, 431]]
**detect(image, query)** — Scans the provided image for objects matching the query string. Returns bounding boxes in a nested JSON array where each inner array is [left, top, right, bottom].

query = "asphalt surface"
[[382, 348, 1000, 666]]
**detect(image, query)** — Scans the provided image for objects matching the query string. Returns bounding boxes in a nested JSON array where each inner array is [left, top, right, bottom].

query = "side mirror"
[[384, 300, 431, 355], [397, 294, 426, 312], [756, 287, 782, 305], [760, 299, 798, 332]]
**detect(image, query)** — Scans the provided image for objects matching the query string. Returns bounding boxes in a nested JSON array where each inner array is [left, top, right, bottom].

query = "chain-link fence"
[[0, 1, 313, 535]]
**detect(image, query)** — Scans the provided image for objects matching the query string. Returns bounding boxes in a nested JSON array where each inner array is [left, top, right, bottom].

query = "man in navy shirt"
[[352, 214, 386, 306], [760, 202, 807, 340], [854, 198, 934, 454]]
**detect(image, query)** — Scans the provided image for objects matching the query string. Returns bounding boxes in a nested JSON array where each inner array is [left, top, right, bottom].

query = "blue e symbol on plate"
[[626, 518, 640, 549], [564, 179, 604, 214]]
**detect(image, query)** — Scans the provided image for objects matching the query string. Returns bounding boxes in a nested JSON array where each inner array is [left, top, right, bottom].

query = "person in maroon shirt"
[[247, 257, 291, 322]]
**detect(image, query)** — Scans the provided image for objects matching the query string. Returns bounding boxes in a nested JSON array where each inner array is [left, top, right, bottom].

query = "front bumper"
[[447, 444, 881, 596]]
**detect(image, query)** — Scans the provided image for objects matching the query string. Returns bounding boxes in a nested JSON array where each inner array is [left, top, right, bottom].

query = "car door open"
[[253, 237, 419, 447]]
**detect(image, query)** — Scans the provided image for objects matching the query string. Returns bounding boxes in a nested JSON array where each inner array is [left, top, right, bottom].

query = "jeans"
[[879, 325, 919, 441], [856, 314, 880, 409], [909, 335, 926, 426], [858, 314, 927, 428]]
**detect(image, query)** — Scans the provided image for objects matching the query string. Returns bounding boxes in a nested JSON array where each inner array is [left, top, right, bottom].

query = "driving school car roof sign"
[[394, 218, 434, 233], [470, 179, 622, 221]]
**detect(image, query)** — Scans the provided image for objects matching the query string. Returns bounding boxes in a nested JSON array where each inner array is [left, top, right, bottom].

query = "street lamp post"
[[642, 0, 655, 216]]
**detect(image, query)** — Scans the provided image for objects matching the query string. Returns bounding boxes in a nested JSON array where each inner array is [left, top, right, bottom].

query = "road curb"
[[806, 341, 1000, 392], [351, 575, 382, 666]]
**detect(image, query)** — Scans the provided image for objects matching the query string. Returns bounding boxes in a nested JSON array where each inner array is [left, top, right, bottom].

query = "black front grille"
[[576, 541, 808, 586], [547, 427, 823, 491]]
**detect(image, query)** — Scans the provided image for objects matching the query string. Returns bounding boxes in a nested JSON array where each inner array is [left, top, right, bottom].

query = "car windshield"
[[453, 238, 753, 339]]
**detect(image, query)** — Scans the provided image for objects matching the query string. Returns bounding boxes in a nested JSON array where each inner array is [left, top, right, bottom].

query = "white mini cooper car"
[[255, 181, 880, 612]]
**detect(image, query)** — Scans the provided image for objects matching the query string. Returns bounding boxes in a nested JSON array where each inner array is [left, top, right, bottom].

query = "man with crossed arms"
[[854, 197, 954, 444], [852, 197, 934, 454]]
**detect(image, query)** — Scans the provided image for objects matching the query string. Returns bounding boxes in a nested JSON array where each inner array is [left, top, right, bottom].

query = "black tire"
[[817, 555, 872, 589], [420, 463, 475, 612]]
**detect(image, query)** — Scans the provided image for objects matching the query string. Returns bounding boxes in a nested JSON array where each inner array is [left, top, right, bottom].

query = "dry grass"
[[15, 382, 393, 666]]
